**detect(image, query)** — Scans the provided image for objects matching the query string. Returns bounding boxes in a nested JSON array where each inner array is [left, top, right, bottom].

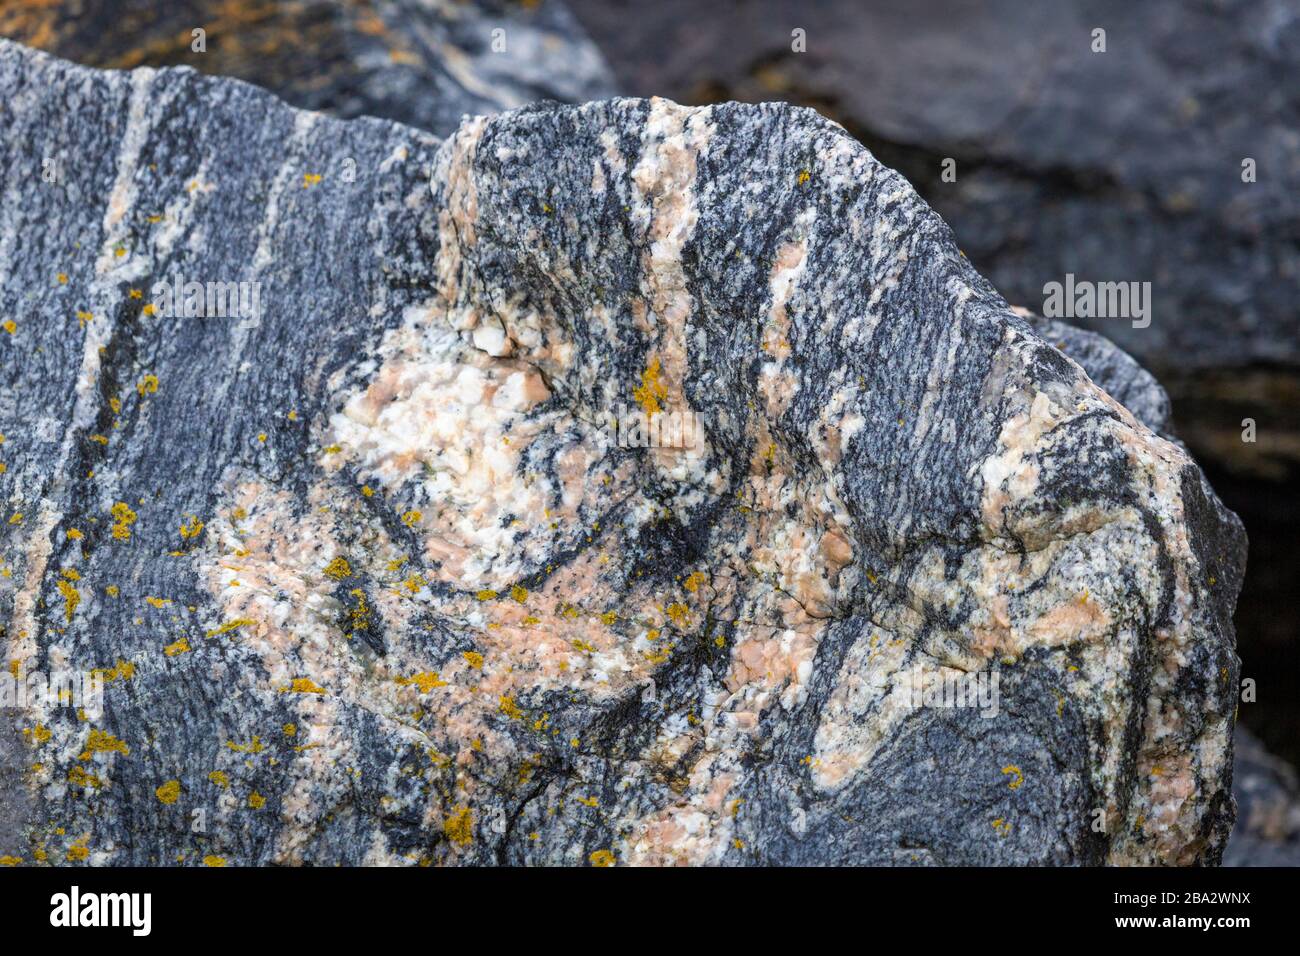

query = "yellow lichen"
[[683, 571, 708, 593], [396, 672, 447, 693], [203, 855, 226, 867], [155, 779, 181, 804], [323, 556, 352, 580], [179, 514, 204, 539], [79, 729, 129, 760], [443, 805, 473, 847], [136, 374, 159, 397], [632, 357, 667, 415], [589, 849, 616, 867], [282, 677, 327, 695], [163, 636, 190, 657], [248, 791, 266, 809], [110, 501, 137, 540], [208, 770, 230, 789], [56, 578, 80, 622], [510, 585, 529, 604], [205, 618, 254, 637]]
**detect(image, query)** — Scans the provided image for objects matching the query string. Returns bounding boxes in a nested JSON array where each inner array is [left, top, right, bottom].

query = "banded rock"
[[0, 40, 1244, 866]]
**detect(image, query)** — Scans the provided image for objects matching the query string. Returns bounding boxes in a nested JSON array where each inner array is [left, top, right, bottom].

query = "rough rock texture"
[[569, 0, 1300, 481], [2, 0, 616, 138], [1223, 728, 1300, 867], [0, 41, 1246, 866]]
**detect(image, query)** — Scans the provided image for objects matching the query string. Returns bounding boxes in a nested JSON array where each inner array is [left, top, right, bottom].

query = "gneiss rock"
[[1, 0, 616, 139], [0, 40, 1244, 865]]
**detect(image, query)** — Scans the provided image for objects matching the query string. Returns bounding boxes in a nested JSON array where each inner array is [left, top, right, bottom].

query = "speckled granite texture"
[[0, 39, 1245, 866]]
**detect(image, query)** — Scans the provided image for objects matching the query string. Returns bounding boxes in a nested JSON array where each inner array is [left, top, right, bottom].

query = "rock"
[[567, 0, 1300, 481], [1224, 728, 1300, 867], [1, 0, 616, 138], [0, 40, 1245, 866]]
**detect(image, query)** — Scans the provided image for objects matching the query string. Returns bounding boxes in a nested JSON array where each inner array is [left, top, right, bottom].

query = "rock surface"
[[569, 0, 1300, 481], [0, 40, 1246, 866], [1, 0, 616, 138]]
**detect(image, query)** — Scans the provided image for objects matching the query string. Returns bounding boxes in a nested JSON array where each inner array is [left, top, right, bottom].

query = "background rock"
[[1, 0, 616, 137]]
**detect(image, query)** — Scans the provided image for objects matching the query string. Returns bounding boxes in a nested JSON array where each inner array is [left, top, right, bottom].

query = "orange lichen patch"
[[2, 320, 16, 335], [66, 528, 83, 540], [589, 849, 616, 867], [203, 856, 226, 867], [664, 602, 690, 626], [66, 843, 90, 862], [79, 729, 129, 760], [401, 510, 422, 527], [163, 636, 191, 657], [67, 766, 102, 789], [632, 356, 667, 415], [56, 578, 80, 622], [1002, 765, 1024, 790], [92, 659, 134, 682], [281, 678, 327, 695], [208, 770, 230, 789], [302, 173, 322, 187], [26, 724, 52, 744], [443, 805, 473, 847], [110, 501, 137, 540], [155, 780, 181, 804], [498, 696, 523, 719], [205, 619, 254, 637], [683, 571, 708, 593], [395, 672, 447, 693], [179, 514, 205, 539], [145, 596, 170, 608], [323, 556, 352, 580], [462, 651, 484, 670]]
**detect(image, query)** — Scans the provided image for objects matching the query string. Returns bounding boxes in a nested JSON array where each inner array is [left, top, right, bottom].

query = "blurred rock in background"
[[0, 0, 616, 137]]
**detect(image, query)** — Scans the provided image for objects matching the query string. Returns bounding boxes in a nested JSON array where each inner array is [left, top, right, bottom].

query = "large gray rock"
[[0, 40, 1244, 866]]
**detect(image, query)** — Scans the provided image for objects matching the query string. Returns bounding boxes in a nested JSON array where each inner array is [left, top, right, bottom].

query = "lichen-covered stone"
[[0, 40, 1244, 866]]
